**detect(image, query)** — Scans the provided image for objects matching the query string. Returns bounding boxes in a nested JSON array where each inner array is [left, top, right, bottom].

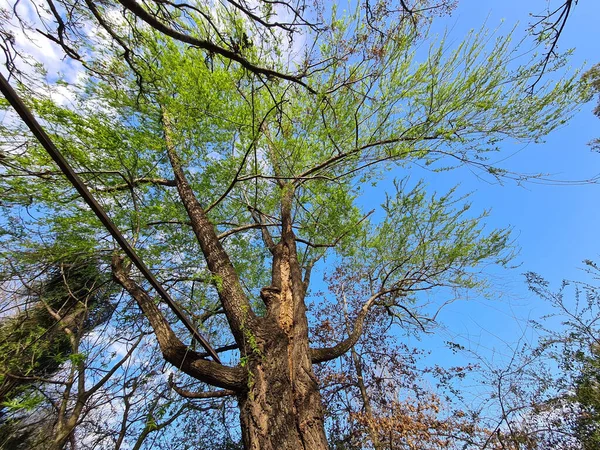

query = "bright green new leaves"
[[343, 180, 512, 306], [0, 12, 583, 323]]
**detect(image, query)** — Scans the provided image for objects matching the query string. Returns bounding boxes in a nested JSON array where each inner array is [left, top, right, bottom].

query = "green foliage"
[[344, 179, 513, 305], [0, 393, 43, 412], [0, 259, 113, 405], [574, 344, 600, 450], [0, 23, 581, 275], [0, 14, 582, 380]]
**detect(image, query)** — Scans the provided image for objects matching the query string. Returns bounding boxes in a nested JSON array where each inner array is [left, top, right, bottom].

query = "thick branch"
[[161, 111, 255, 343], [112, 256, 245, 391], [117, 0, 314, 92], [310, 288, 399, 364]]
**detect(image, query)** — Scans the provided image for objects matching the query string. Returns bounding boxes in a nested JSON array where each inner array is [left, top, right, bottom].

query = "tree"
[[0, 2, 584, 448], [521, 265, 600, 450], [0, 256, 145, 450], [313, 266, 484, 449], [0, 259, 112, 404], [463, 264, 600, 450]]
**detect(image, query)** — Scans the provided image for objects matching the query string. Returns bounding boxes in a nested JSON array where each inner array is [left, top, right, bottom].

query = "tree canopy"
[[0, 0, 588, 448]]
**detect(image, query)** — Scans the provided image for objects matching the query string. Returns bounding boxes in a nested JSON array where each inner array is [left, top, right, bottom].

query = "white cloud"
[[1, 0, 88, 110]]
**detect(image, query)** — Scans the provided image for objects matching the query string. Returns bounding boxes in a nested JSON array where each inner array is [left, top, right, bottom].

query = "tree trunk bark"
[[237, 315, 328, 450], [237, 219, 329, 449]]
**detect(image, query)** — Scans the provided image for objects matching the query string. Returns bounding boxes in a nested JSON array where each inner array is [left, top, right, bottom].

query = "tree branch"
[[205, 100, 280, 214], [295, 209, 374, 249], [216, 223, 276, 241], [168, 374, 236, 399], [111, 255, 246, 391], [528, 0, 576, 92], [295, 135, 439, 183], [197, 343, 238, 359], [248, 206, 277, 254], [117, 0, 314, 93], [94, 177, 176, 193], [161, 109, 256, 343], [310, 288, 402, 364]]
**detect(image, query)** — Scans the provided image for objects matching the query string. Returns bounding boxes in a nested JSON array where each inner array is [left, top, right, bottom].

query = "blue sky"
[[381, 0, 600, 378], [444, 0, 600, 283]]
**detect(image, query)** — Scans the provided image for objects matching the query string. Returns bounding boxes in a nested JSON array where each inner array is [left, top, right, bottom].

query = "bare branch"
[[216, 223, 276, 241], [311, 287, 403, 364], [95, 177, 176, 193], [168, 374, 236, 399], [528, 0, 576, 91], [295, 209, 374, 249], [205, 100, 281, 214]]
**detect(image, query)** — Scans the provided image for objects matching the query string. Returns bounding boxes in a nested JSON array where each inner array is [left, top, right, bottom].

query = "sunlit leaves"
[[340, 179, 513, 309]]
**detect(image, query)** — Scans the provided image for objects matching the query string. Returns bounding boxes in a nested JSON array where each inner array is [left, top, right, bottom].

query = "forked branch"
[[111, 255, 246, 391]]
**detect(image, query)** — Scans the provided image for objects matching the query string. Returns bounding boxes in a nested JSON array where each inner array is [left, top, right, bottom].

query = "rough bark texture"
[[237, 331, 328, 450], [237, 224, 329, 449]]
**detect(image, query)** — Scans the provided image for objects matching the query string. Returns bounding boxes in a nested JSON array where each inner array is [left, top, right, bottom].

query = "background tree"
[[447, 262, 600, 450], [582, 62, 600, 149], [0, 251, 158, 450], [313, 266, 484, 449], [523, 265, 600, 449], [0, 258, 113, 404]]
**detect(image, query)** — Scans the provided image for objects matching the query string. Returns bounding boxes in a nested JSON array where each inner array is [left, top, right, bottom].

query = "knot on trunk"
[[260, 286, 280, 308]]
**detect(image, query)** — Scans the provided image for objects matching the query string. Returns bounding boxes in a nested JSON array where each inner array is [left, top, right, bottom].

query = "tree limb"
[[94, 177, 176, 193], [528, 0, 576, 92], [216, 222, 277, 241], [310, 288, 402, 364], [168, 374, 236, 399], [111, 255, 246, 391], [117, 0, 314, 93], [161, 109, 256, 344]]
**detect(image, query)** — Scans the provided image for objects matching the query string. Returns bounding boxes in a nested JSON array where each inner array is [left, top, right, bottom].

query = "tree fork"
[[236, 185, 328, 449]]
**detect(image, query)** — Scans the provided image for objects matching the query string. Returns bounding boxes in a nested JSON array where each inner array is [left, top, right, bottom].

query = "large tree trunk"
[[238, 184, 328, 449], [237, 326, 328, 449], [238, 236, 328, 450]]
